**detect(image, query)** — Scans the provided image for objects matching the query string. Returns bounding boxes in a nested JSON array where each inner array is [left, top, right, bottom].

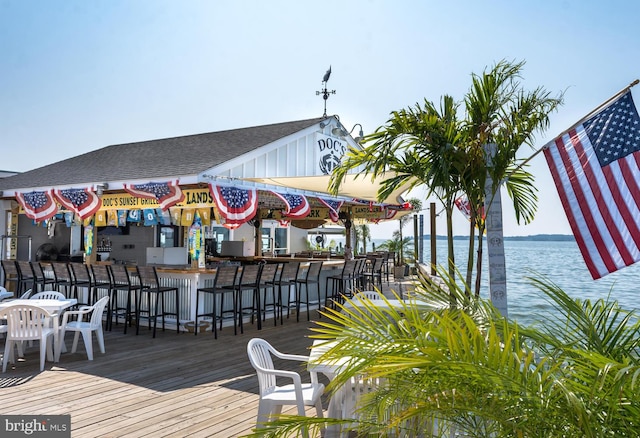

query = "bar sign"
[[0, 415, 70, 437]]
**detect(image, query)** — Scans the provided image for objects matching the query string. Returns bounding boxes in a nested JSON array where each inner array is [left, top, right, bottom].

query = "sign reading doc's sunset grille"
[[99, 188, 214, 210]]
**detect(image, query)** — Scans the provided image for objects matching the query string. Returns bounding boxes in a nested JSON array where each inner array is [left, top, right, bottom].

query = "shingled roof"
[[0, 117, 326, 192]]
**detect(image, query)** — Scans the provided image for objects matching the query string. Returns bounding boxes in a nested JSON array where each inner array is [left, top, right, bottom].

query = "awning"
[[243, 172, 415, 205]]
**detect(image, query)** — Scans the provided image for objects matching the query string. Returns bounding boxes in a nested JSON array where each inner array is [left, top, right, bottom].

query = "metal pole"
[[419, 214, 424, 264], [430, 202, 436, 276], [413, 214, 418, 270]]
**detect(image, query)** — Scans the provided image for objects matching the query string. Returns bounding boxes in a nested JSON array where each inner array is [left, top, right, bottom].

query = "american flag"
[[318, 198, 344, 222], [544, 90, 640, 279], [16, 190, 58, 222], [53, 188, 102, 220], [209, 184, 258, 225], [270, 192, 311, 218], [124, 181, 185, 211]]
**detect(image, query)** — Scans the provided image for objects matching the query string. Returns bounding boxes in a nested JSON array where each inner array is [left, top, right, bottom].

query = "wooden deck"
[[0, 277, 416, 437]]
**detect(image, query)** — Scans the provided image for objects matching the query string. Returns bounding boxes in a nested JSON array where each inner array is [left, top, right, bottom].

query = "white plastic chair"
[[353, 291, 383, 300], [0, 286, 13, 301], [57, 296, 109, 361], [30, 291, 66, 300], [1, 304, 55, 372], [246, 338, 324, 434]]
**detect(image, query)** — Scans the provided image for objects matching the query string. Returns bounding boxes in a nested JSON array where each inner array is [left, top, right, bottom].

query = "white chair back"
[[247, 338, 277, 396], [89, 296, 110, 329], [30, 291, 66, 300], [1, 304, 55, 371], [354, 291, 383, 300], [2, 304, 52, 341]]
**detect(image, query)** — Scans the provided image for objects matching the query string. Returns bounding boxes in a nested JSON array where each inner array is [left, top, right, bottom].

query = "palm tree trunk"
[[465, 210, 476, 299], [475, 222, 485, 298]]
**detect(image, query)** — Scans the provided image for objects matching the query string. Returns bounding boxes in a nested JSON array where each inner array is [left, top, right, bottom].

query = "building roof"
[[0, 117, 326, 192]]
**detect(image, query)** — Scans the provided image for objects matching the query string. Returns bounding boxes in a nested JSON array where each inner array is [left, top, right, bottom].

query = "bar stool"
[[15, 260, 36, 296], [272, 261, 300, 325], [293, 261, 323, 322], [30, 261, 56, 292], [258, 262, 280, 326], [51, 261, 73, 298], [109, 264, 142, 334], [235, 264, 263, 332], [195, 265, 238, 339], [136, 265, 180, 338], [1, 260, 19, 293], [90, 264, 114, 330], [69, 262, 93, 306], [325, 259, 358, 310], [362, 257, 384, 290]]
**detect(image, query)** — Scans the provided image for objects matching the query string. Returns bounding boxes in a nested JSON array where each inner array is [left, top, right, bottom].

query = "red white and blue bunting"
[[209, 184, 258, 226], [53, 187, 102, 220], [15, 190, 58, 222], [318, 198, 344, 222], [270, 192, 311, 219], [123, 180, 185, 211]]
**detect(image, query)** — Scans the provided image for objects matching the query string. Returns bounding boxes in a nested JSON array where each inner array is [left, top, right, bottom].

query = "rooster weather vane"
[[316, 65, 335, 117]]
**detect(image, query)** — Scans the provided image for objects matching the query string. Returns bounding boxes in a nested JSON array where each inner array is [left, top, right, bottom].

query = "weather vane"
[[316, 65, 335, 117]]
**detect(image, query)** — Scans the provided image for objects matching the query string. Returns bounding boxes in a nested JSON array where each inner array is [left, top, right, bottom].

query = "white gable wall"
[[201, 118, 358, 181]]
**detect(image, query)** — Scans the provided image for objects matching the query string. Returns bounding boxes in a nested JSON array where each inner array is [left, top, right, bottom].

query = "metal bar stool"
[[30, 261, 56, 293], [272, 261, 300, 325], [293, 261, 323, 322], [109, 264, 142, 334], [51, 262, 73, 298], [15, 260, 36, 296], [235, 263, 263, 332], [258, 262, 280, 327], [195, 265, 239, 339], [136, 265, 180, 338]]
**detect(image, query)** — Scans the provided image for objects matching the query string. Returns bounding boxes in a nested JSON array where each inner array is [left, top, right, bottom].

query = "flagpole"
[[509, 79, 640, 175]]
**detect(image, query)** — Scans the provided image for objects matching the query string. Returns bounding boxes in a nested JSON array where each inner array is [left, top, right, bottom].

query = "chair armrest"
[[259, 368, 303, 388], [61, 307, 92, 325], [271, 351, 310, 363]]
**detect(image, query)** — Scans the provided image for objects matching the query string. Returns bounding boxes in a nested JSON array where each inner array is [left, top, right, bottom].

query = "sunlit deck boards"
[[0, 317, 320, 438], [0, 276, 416, 437]]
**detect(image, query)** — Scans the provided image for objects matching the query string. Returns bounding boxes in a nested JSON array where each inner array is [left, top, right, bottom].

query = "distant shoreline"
[[423, 234, 575, 242]]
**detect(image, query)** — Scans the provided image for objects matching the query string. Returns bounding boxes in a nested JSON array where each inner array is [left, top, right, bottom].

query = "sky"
[[2, 0, 640, 239]]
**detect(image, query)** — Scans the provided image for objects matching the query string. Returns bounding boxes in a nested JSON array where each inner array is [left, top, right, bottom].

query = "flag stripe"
[[570, 129, 636, 267], [546, 133, 611, 278]]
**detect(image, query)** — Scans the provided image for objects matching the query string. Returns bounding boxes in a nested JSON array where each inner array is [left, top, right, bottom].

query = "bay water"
[[372, 238, 640, 327]]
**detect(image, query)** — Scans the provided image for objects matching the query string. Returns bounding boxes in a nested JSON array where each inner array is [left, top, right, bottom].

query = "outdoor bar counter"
[[147, 257, 345, 327]]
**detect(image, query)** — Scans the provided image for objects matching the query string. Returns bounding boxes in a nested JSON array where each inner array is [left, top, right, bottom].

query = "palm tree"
[[358, 224, 371, 254], [375, 230, 413, 266], [330, 95, 464, 284], [243, 271, 640, 437], [462, 59, 563, 301]]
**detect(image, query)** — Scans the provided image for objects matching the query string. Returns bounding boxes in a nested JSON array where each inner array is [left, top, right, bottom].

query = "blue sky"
[[2, 0, 639, 238]]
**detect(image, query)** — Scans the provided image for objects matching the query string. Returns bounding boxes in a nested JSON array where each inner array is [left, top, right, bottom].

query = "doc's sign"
[[316, 133, 347, 175]]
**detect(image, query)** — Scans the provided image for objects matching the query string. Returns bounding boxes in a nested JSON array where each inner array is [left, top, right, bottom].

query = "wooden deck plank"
[[0, 277, 414, 437], [0, 310, 320, 437]]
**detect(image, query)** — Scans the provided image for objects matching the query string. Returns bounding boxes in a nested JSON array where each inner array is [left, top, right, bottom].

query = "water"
[[369, 238, 640, 327]]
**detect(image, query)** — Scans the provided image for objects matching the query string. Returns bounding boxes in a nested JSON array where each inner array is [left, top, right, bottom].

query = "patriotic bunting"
[[318, 198, 344, 222], [123, 181, 185, 211], [270, 192, 311, 218], [16, 190, 58, 222], [209, 184, 258, 225], [53, 187, 102, 220]]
